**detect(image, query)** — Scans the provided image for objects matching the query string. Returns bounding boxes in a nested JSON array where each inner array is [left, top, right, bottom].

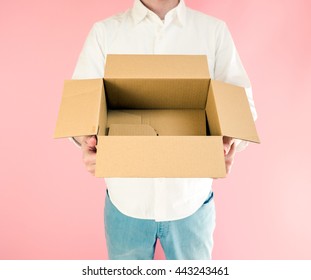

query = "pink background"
[[1, 0, 310, 260]]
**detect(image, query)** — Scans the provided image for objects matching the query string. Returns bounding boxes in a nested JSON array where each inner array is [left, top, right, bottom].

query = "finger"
[[223, 136, 234, 145], [86, 135, 97, 147], [83, 152, 97, 166], [227, 141, 237, 158], [86, 164, 96, 175], [82, 135, 95, 145], [225, 142, 237, 174], [223, 136, 234, 155], [81, 143, 97, 154], [82, 136, 97, 152], [83, 156, 96, 176]]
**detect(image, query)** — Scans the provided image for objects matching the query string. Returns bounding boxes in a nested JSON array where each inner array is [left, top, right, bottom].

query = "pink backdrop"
[[1, 0, 310, 260]]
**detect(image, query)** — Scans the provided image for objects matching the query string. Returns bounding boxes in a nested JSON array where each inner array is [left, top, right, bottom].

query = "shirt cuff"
[[235, 139, 249, 152], [69, 137, 81, 148]]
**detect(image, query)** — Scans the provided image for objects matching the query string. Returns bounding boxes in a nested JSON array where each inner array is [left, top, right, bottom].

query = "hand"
[[81, 135, 97, 176], [223, 136, 237, 175]]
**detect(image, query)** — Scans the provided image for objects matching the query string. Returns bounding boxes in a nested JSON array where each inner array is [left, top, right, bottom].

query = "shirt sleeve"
[[72, 23, 106, 79], [215, 22, 257, 152], [70, 23, 106, 146]]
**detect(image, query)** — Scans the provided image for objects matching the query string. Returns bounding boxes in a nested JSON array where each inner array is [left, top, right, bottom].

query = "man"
[[72, 0, 257, 259]]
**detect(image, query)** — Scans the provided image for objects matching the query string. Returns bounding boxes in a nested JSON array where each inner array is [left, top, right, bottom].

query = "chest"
[[104, 21, 216, 76]]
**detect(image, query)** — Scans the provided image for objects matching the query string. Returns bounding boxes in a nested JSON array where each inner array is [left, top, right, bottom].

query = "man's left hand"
[[223, 136, 237, 174]]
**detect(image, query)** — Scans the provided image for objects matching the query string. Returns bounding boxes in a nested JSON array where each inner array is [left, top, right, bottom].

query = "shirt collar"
[[132, 0, 186, 26]]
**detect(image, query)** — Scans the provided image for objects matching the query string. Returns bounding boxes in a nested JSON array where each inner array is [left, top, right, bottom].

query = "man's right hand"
[[79, 135, 97, 176]]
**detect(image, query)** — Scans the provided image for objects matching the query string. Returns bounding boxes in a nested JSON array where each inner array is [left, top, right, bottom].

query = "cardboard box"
[[54, 55, 259, 178]]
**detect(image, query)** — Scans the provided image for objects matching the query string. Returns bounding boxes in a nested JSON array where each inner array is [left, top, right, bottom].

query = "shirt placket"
[[154, 178, 166, 221], [147, 11, 173, 55], [153, 23, 165, 54], [150, 14, 177, 221]]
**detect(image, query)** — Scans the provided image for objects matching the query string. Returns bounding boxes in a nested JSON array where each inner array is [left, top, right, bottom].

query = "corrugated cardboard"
[[105, 55, 209, 109], [107, 110, 206, 136], [96, 136, 225, 178], [108, 124, 157, 136], [54, 79, 107, 138], [206, 80, 260, 143], [54, 54, 260, 178]]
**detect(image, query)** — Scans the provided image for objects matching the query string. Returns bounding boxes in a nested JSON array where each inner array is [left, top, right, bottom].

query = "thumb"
[[224, 144, 230, 156], [223, 137, 234, 155], [86, 135, 97, 148]]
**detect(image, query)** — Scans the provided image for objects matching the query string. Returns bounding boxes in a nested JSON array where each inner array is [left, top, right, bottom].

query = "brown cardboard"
[[54, 79, 107, 138], [206, 80, 259, 142], [96, 136, 225, 178], [54, 54, 260, 178], [107, 110, 206, 136], [105, 55, 209, 109], [108, 124, 157, 136]]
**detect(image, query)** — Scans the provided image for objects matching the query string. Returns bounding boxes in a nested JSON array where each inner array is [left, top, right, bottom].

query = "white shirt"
[[72, 0, 257, 221]]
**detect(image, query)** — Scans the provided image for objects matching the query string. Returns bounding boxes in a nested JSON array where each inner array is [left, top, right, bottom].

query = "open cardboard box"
[[54, 55, 259, 178]]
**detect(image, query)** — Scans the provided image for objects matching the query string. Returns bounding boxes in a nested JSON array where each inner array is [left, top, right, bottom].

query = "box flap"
[[206, 80, 260, 143], [108, 124, 157, 136], [95, 136, 226, 178], [54, 79, 107, 138], [104, 55, 210, 109]]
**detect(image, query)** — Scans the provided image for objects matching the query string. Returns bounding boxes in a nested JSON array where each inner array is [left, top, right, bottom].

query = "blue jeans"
[[104, 191, 216, 260]]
